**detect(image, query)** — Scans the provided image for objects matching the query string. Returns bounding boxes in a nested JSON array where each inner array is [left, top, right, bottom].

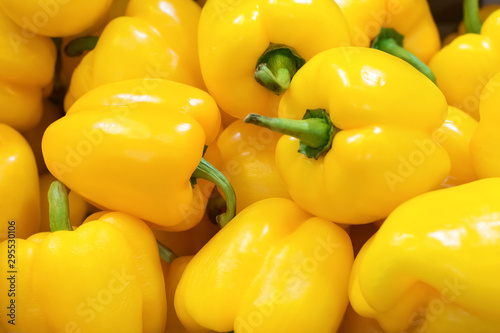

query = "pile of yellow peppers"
[[2, 0, 500, 332]]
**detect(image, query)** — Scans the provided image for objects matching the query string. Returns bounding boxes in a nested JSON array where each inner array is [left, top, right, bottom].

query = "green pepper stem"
[[245, 109, 337, 159], [255, 54, 293, 95], [64, 36, 99, 57], [191, 158, 236, 228], [48, 181, 72, 232], [464, 0, 482, 34], [372, 28, 436, 84], [254, 44, 306, 95], [157, 241, 178, 264], [245, 113, 329, 148]]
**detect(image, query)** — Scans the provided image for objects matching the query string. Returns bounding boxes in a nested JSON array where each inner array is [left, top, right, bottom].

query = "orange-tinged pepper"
[[0, 0, 113, 37], [0, 124, 40, 241], [429, 7, 500, 120], [334, 0, 440, 63], [217, 120, 290, 213], [198, 0, 351, 120], [0, 203, 167, 332], [349, 178, 500, 333], [175, 198, 353, 333], [246, 47, 450, 224], [470, 72, 500, 178], [43, 79, 236, 231], [0, 10, 57, 131], [433, 106, 478, 188], [64, 0, 204, 110]]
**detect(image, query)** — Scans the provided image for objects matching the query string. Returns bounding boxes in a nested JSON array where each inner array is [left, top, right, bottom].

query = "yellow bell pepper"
[[38, 173, 89, 232], [470, 72, 500, 178], [59, 0, 130, 90], [0, 10, 57, 131], [198, 0, 351, 120], [334, 0, 440, 64], [162, 256, 216, 333], [43, 79, 235, 231], [217, 120, 291, 213], [429, 2, 500, 120], [175, 198, 353, 333], [349, 178, 500, 333], [0, 182, 166, 332], [433, 106, 478, 188], [64, 0, 204, 110], [0, 124, 40, 242], [245, 47, 450, 225], [0, 0, 113, 37]]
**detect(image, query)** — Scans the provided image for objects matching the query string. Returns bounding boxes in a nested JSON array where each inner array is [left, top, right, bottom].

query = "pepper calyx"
[[254, 44, 306, 95], [244, 108, 338, 160]]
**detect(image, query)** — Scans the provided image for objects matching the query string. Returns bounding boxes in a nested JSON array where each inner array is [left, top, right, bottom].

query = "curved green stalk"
[[191, 158, 236, 228], [48, 181, 72, 232], [372, 28, 436, 84]]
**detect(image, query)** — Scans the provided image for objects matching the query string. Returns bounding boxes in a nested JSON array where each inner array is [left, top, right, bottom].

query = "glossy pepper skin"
[[217, 120, 290, 213], [198, 0, 351, 120], [334, 0, 440, 63], [0, 211, 166, 332], [163, 257, 215, 333], [175, 198, 353, 333], [470, 72, 500, 178], [0, 124, 40, 241], [433, 106, 478, 188], [0, 10, 57, 131], [64, 0, 204, 110], [349, 178, 500, 333], [0, 0, 113, 37], [274, 47, 449, 224], [429, 9, 500, 120], [59, 0, 131, 90], [43, 79, 222, 231]]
